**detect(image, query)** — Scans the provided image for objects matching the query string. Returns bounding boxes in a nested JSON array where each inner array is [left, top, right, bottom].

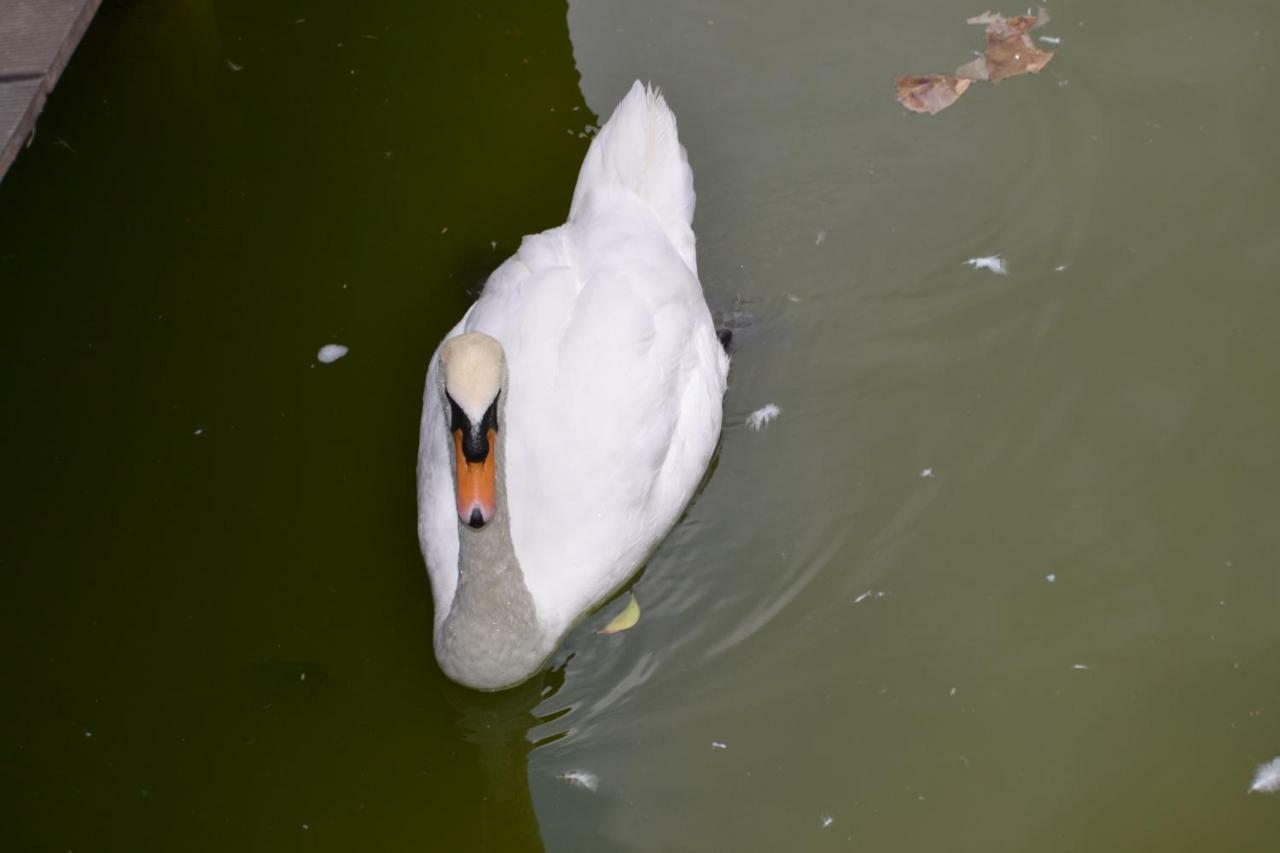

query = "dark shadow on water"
[[439, 662, 570, 851], [0, 0, 593, 850]]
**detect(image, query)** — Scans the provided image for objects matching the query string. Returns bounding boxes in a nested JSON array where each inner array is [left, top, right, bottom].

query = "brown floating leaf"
[[895, 74, 973, 116], [954, 57, 990, 82], [967, 7, 1051, 36], [898, 7, 1055, 114], [964, 8, 1055, 83]]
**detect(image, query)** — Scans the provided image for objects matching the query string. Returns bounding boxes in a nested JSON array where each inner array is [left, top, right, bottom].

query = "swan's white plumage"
[[569, 85, 698, 275], [418, 82, 728, 663]]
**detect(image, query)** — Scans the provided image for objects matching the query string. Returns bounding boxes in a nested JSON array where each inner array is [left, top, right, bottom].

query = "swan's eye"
[[447, 395, 467, 433], [446, 394, 498, 464]]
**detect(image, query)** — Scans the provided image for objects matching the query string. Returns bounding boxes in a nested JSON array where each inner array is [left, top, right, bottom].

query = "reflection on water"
[[2, 0, 1280, 850], [439, 665, 570, 848]]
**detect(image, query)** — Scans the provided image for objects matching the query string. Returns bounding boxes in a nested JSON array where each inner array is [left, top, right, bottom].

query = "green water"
[[2, 0, 1278, 850]]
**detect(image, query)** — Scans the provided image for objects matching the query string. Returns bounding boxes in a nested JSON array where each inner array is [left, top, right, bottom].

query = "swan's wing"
[[464, 196, 726, 626]]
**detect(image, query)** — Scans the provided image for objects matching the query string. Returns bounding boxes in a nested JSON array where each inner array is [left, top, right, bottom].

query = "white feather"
[[559, 770, 599, 792], [965, 255, 1008, 275], [317, 344, 348, 363], [746, 404, 780, 431], [1249, 757, 1280, 793]]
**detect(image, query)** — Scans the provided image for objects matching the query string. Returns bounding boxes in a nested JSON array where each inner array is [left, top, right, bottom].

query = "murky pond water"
[[3, 1, 1278, 850]]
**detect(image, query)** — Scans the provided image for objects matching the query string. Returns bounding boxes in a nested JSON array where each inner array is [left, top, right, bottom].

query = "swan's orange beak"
[[454, 428, 496, 528]]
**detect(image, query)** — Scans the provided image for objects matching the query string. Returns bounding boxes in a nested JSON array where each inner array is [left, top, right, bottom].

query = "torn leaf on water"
[[897, 8, 1055, 115], [954, 57, 991, 83], [598, 593, 640, 635], [895, 75, 973, 115], [1249, 757, 1280, 793], [964, 9, 1055, 83]]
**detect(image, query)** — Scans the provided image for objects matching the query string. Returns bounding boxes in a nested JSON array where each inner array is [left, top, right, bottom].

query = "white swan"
[[416, 81, 729, 690]]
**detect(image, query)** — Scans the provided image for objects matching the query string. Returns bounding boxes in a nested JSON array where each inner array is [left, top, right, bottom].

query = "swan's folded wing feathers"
[[505, 256, 696, 624], [569, 81, 697, 276]]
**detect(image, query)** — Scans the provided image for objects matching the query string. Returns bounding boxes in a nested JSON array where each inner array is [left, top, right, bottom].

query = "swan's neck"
[[437, 424, 548, 690]]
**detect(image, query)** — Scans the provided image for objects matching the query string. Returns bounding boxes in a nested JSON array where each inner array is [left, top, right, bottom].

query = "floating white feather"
[[1249, 757, 1280, 793], [560, 770, 599, 792], [965, 255, 1008, 275], [317, 344, 348, 364], [746, 404, 781, 431]]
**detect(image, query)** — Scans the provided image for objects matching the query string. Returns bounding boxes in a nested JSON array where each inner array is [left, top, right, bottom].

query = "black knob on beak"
[[468, 507, 486, 529]]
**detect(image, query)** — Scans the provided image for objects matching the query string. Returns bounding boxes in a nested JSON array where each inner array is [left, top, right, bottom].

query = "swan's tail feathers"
[[569, 81, 698, 273]]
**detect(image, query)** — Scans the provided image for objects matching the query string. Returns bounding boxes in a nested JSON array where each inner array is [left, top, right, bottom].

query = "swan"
[[416, 81, 729, 690]]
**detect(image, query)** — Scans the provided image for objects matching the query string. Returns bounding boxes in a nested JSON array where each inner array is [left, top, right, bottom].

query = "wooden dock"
[[0, 0, 101, 181]]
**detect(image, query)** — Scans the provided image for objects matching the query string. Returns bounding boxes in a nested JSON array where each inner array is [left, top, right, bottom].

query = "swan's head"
[[439, 333, 504, 530]]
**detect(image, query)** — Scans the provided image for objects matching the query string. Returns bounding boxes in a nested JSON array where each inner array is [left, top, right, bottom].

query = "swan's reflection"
[[438, 659, 569, 851]]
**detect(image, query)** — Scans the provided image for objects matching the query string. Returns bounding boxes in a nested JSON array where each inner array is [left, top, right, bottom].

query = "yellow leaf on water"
[[598, 593, 640, 635]]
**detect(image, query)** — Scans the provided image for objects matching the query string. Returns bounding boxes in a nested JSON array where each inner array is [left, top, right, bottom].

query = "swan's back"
[[419, 82, 727, 634]]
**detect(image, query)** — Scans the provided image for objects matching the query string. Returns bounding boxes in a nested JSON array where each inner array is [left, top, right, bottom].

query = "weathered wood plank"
[[0, 0, 102, 181], [1, 0, 97, 76], [0, 77, 44, 178]]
